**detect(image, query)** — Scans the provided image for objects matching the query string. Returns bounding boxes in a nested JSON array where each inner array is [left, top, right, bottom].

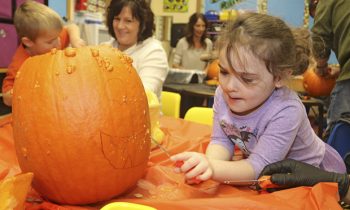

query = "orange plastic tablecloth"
[[0, 114, 342, 210]]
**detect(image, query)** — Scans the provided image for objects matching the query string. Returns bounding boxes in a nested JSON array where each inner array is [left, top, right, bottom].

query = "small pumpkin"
[[12, 46, 151, 205], [206, 59, 220, 80], [303, 67, 336, 97]]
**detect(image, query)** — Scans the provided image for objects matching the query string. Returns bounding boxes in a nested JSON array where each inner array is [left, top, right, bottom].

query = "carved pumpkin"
[[12, 46, 151, 205], [303, 67, 336, 97], [206, 59, 219, 80]]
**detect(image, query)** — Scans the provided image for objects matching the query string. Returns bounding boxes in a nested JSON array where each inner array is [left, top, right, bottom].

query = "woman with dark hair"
[[172, 13, 213, 70], [105, 0, 168, 100]]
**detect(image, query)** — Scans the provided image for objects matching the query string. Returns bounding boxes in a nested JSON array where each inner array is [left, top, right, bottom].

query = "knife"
[[151, 138, 202, 184], [223, 175, 279, 190]]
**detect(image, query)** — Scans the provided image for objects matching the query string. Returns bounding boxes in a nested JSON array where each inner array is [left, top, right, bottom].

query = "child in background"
[[2, 0, 85, 106], [171, 12, 346, 184]]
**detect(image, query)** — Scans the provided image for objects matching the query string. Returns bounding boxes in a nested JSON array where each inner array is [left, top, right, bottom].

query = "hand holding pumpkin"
[[70, 37, 86, 48], [327, 64, 340, 79], [171, 152, 213, 184]]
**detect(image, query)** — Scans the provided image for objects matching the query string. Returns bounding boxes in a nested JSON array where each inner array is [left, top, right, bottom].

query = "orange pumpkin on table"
[[12, 46, 151, 205], [303, 67, 336, 97], [206, 59, 219, 80], [206, 59, 220, 85]]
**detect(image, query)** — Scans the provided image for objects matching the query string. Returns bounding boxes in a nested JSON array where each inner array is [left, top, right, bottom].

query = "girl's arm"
[[209, 158, 255, 182], [206, 144, 255, 181], [171, 144, 255, 183]]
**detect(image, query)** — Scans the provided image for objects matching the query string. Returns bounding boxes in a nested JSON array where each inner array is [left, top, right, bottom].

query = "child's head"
[[217, 13, 310, 115], [14, 0, 63, 55], [218, 12, 310, 80]]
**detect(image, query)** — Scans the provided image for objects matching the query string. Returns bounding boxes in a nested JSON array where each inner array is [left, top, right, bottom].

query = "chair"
[[101, 202, 156, 210], [161, 91, 181, 118], [184, 107, 214, 126], [326, 121, 350, 160]]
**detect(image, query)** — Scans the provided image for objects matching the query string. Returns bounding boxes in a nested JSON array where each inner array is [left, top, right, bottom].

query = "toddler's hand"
[[70, 38, 86, 48], [171, 152, 213, 183]]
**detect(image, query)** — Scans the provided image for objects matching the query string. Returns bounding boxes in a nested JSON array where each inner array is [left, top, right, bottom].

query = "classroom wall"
[[48, 0, 66, 19]]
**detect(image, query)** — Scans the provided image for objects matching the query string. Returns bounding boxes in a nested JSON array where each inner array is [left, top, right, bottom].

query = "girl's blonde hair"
[[14, 0, 63, 41], [218, 12, 310, 79]]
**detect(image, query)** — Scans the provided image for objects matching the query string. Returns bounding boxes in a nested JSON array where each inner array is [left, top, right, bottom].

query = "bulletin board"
[[204, 0, 258, 12]]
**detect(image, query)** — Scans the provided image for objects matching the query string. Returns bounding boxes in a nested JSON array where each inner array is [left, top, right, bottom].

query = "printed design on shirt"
[[220, 120, 256, 156]]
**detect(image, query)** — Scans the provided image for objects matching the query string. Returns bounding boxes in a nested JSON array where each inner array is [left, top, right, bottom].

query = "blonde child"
[[171, 12, 346, 184], [2, 0, 85, 106]]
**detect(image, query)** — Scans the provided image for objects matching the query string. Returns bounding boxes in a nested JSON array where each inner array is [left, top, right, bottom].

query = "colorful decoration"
[[303, 0, 310, 28], [163, 0, 189, 13], [257, 0, 267, 14], [12, 46, 151, 205]]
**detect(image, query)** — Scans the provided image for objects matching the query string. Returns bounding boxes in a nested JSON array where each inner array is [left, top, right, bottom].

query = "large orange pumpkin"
[[12, 46, 151, 205], [206, 59, 220, 80], [303, 67, 336, 97]]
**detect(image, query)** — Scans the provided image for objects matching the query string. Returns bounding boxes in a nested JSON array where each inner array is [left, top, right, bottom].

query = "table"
[[0, 115, 341, 209], [164, 83, 325, 137]]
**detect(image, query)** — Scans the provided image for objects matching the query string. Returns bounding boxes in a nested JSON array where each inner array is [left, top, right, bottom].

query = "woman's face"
[[113, 6, 140, 51], [218, 46, 279, 116], [193, 18, 206, 39]]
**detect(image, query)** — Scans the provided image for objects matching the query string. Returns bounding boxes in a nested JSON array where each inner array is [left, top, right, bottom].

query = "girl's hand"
[[170, 152, 213, 183]]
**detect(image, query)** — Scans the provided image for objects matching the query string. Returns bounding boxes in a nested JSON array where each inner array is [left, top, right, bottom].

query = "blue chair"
[[326, 122, 350, 160]]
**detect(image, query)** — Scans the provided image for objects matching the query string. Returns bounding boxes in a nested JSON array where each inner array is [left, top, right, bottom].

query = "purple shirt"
[[210, 86, 345, 177]]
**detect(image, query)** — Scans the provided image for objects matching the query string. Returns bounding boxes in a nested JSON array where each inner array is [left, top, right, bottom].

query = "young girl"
[[171, 12, 346, 183]]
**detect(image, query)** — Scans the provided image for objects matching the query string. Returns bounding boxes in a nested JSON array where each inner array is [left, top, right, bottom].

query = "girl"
[[172, 13, 213, 70], [171, 12, 346, 183]]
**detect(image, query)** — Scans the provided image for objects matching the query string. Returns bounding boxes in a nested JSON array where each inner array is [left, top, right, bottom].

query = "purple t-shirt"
[[210, 86, 345, 177]]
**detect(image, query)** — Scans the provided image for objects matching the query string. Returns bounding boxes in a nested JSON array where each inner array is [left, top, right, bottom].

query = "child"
[[171, 12, 346, 184], [2, 0, 85, 106]]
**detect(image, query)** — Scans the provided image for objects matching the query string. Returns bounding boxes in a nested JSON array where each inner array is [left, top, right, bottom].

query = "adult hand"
[[327, 64, 340, 79], [259, 159, 350, 198], [171, 152, 213, 183]]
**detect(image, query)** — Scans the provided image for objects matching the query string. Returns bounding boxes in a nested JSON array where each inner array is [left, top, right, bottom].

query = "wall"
[[48, 0, 66, 19]]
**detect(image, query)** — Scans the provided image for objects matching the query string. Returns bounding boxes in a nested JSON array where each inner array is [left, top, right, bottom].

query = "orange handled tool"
[[223, 175, 280, 190], [257, 175, 280, 189]]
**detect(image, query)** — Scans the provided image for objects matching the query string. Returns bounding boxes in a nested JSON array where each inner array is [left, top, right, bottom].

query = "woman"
[[105, 0, 168, 100], [172, 13, 213, 71]]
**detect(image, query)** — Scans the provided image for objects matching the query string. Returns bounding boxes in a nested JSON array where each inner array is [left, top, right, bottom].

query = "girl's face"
[[218, 46, 280, 115], [193, 18, 206, 39], [113, 6, 140, 51]]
